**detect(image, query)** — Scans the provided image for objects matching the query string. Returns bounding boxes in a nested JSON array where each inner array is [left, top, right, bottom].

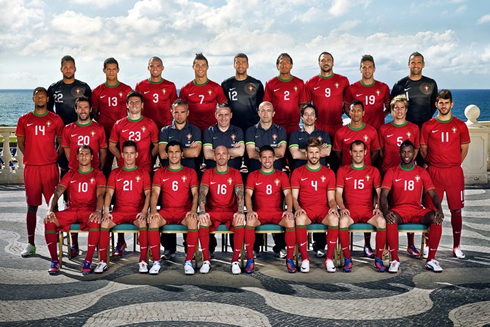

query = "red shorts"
[[110, 211, 139, 225], [55, 209, 94, 231], [256, 210, 284, 225], [159, 208, 188, 225], [391, 205, 432, 224], [426, 166, 464, 211], [24, 164, 59, 206], [316, 123, 342, 143], [207, 210, 234, 232], [305, 207, 329, 224], [347, 207, 374, 223]]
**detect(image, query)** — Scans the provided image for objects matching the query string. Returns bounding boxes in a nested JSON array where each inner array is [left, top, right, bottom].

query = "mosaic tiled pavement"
[[1, 184, 490, 326]]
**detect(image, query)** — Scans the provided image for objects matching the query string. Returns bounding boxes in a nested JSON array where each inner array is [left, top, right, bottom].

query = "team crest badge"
[[317, 136, 322, 143], [119, 92, 123, 98], [245, 83, 257, 95], [182, 175, 187, 182], [376, 90, 380, 96], [187, 133, 192, 140], [366, 175, 370, 181], [363, 135, 368, 142], [162, 88, 166, 95], [415, 175, 420, 182], [227, 178, 233, 185], [420, 83, 432, 95], [452, 127, 457, 133], [406, 131, 411, 138], [275, 179, 280, 186], [91, 130, 96, 137], [141, 126, 147, 133], [136, 176, 141, 182], [294, 86, 298, 92], [90, 177, 95, 184], [335, 82, 339, 89], [272, 134, 278, 141], [231, 134, 236, 141], [72, 87, 84, 97], [321, 175, 326, 182], [46, 120, 51, 127], [208, 89, 212, 95]]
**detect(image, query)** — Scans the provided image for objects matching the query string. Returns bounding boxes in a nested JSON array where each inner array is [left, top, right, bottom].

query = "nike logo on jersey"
[[169, 136, 174, 139], [162, 178, 170, 182], [213, 136, 218, 139], [314, 87, 321, 90], [122, 129, 129, 133], [404, 88, 411, 92], [26, 123, 34, 126], [395, 178, 403, 182], [344, 138, 351, 142], [299, 138, 304, 140], [255, 182, 262, 186], [189, 93, 195, 96], [210, 181, 217, 184], [255, 135, 260, 138], [100, 95, 107, 98], [346, 177, 353, 180], [117, 178, 124, 182], [356, 93, 363, 97], [230, 87, 236, 91], [301, 178, 308, 181], [70, 180, 77, 183], [144, 91, 151, 94], [71, 134, 78, 137], [273, 88, 280, 92], [387, 134, 394, 138], [432, 130, 439, 133]]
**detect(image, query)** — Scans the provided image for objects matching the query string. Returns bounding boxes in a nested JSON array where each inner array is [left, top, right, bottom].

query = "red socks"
[[296, 225, 308, 260], [339, 227, 350, 259], [27, 207, 37, 245], [426, 224, 442, 261], [386, 224, 399, 261], [98, 228, 110, 262], [232, 226, 244, 262], [375, 228, 386, 259], [199, 227, 210, 261], [85, 222, 100, 264], [44, 222, 58, 261], [451, 211, 462, 248], [138, 227, 148, 262], [326, 226, 338, 260], [244, 226, 256, 260], [148, 227, 160, 262], [185, 229, 198, 262], [285, 227, 296, 260]]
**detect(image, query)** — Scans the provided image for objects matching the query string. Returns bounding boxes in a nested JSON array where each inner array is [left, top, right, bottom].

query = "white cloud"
[[478, 14, 490, 24], [69, 0, 121, 8]]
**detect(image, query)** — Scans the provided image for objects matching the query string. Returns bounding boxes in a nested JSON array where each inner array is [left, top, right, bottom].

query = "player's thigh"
[[41, 164, 59, 205], [445, 167, 465, 210]]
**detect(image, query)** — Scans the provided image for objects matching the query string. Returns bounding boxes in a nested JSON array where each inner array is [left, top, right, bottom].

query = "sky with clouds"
[[1, 0, 489, 90]]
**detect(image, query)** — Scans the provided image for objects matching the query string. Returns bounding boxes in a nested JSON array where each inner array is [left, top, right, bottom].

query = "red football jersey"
[[344, 80, 390, 130], [200, 167, 243, 212], [62, 120, 107, 170], [16, 111, 64, 166], [379, 121, 420, 173], [91, 82, 132, 133], [290, 164, 335, 212], [246, 169, 290, 212], [179, 79, 227, 131], [153, 166, 198, 211], [59, 168, 106, 210], [382, 164, 435, 209], [305, 74, 349, 127], [135, 78, 177, 130], [333, 123, 380, 166], [107, 166, 151, 211], [263, 76, 309, 129], [109, 116, 159, 172], [336, 164, 380, 209], [420, 116, 470, 168]]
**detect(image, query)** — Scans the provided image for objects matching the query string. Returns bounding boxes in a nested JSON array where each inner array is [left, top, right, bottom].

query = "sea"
[[1, 89, 489, 127]]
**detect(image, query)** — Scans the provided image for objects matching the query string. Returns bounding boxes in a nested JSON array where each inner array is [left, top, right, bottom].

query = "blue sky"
[[1, 0, 489, 90]]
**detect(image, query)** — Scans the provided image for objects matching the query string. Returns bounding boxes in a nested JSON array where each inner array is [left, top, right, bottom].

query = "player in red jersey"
[[292, 138, 339, 273], [263, 53, 309, 135], [379, 95, 421, 258], [91, 58, 132, 176], [336, 140, 386, 273], [344, 55, 390, 130], [16, 87, 64, 258], [147, 141, 199, 275], [421, 89, 470, 259], [109, 91, 159, 173], [62, 96, 107, 171], [244, 145, 297, 273], [333, 100, 380, 166], [94, 140, 151, 274], [135, 56, 178, 130], [380, 140, 444, 273], [43, 145, 106, 275], [197, 146, 245, 274], [179, 53, 227, 132], [305, 52, 349, 140]]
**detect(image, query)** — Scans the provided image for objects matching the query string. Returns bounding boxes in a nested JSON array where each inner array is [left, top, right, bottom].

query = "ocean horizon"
[[1, 88, 489, 127]]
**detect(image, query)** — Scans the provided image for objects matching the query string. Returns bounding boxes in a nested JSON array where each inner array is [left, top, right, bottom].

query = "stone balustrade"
[[0, 127, 24, 184]]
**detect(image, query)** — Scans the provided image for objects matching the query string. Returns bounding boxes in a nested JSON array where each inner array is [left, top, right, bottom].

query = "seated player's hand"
[[234, 212, 245, 226], [186, 211, 197, 220], [434, 210, 444, 224], [198, 212, 210, 225], [148, 211, 160, 223], [385, 211, 397, 224], [328, 208, 339, 217], [89, 211, 102, 223], [339, 208, 350, 217], [294, 208, 306, 218], [44, 211, 56, 223], [189, 141, 197, 148], [246, 211, 258, 221], [283, 211, 294, 220], [373, 208, 383, 217], [136, 211, 148, 221], [103, 213, 113, 222]]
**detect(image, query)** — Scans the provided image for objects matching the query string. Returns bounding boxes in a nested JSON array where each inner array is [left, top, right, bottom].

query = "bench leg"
[[58, 231, 64, 268]]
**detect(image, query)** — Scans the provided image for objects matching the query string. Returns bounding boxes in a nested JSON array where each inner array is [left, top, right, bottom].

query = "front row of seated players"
[[44, 139, 445, 275]]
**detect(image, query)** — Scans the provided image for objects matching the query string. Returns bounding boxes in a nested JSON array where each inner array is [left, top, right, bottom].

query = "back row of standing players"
[[17, 51, 469, 273]]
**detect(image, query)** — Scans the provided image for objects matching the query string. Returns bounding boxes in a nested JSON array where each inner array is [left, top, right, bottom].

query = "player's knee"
[[28, 205, 38, 213], [295, 214, 307, 225], [376, 216, 386, 228], [187, 219, 198, 230], [339, 216, 349, 228]]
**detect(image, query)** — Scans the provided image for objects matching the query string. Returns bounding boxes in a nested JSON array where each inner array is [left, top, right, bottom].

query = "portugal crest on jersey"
[[363, 134, 368, 142], [294, 86, 298, 92], [365, 175, 370, 181], [119, 92, 123, 98], [136, 175, 141, 182], [275, 178, 280, 186], [182, 175, 187, 182], [91, 130, 96, 137], [335, 82, 339, 89], [376, 90, 380, 96], [227, 178, 233, 185], [162, 88, 166, 95], [317, 136, 322, 143], [321, 175, 326, 182], [208, 89, 212, 96], [420, 83, 433, 95], [415, 175, 420, 182], [245, 83, 257, 95], [187, 133, 192, 140], [141, 126, 147, 133], [46, 120, 52, 127], [231, 134, 236, 141], [90, 177, 95, 184], [452, 127, 457, 133], [406, 131, 412, 138]]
